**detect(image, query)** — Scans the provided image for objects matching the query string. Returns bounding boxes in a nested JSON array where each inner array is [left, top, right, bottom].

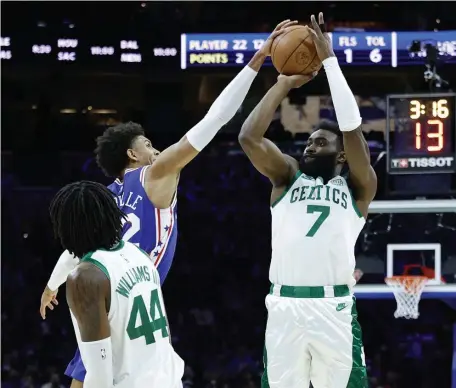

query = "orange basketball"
[[271, 25, 322, 76]]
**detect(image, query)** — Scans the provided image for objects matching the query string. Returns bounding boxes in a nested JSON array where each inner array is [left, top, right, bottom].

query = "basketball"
[[271, 25, 322, 76]]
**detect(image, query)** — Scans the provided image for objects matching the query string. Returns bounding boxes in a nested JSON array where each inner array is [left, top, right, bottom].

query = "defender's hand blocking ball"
[[259, 19, 300, 57], [271, 25, 322, 76]]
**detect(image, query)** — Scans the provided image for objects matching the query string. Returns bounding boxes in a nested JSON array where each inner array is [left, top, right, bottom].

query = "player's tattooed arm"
[[239, 75, 313, 187], [67, 263, 113, 387], [66, 262, 111, 341]]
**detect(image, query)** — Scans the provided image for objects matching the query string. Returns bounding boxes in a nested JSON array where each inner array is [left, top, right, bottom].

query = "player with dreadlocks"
[[38, 20, 298, 387], [49, 181, 127, 258], [238, 13, 376, 388], [50, 181, 183, 388]]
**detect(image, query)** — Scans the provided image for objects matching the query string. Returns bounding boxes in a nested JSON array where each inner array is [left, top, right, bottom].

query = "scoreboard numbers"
[[386, 93, 456, 174], [181, 30, 456, 69]]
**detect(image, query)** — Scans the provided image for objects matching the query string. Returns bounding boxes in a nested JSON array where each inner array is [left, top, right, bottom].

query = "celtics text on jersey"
[[269, 172, 365, 288]]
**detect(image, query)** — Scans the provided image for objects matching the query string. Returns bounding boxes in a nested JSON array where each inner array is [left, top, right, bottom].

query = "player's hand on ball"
[[277, 72, 317, 89], [40, 285, 59, 319], [308, 13, 335, 61], [259, 19, 298, 56]]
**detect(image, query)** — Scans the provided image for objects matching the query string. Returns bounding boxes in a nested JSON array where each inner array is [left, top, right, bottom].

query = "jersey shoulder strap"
[[79, 240, 128, 279]]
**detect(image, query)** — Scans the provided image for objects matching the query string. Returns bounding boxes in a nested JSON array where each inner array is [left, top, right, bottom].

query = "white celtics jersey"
[[70, 241, 184, 388], [270, 172, 365, 288]]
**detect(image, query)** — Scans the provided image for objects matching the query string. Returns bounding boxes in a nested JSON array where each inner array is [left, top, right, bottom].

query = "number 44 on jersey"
[[127, 289, 169, 345]]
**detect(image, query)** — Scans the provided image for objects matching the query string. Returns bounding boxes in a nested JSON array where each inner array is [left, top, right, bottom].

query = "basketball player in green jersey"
[[239, 13, 376, 388], [49, 181, 184, 387]]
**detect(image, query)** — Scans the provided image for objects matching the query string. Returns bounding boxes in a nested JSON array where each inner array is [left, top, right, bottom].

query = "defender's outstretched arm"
[[148, 53, 262, 181], [145, 21, 299, 208], [148, 20, 297, 180], [148, 20, 297, 182], [145, 54, 262, 208]]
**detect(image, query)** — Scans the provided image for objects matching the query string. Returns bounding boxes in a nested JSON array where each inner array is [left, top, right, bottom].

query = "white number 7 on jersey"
[[306, 205, 330, 237]]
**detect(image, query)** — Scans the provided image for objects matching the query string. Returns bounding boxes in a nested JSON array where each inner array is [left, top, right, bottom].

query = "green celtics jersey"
[[70, 241, 184, 388], [270, 172, 365, 288]]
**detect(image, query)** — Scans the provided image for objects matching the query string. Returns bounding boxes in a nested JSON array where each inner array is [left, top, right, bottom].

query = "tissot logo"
[[391, 156, 454, 169], [397, 159, 408, 168]]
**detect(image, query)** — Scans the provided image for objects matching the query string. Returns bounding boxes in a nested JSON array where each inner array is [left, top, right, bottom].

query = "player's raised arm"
[[66, 262, 112, 388], [239, 74, 314, 187], [145, 21, 298, 204], [309, 13, 377, 215]]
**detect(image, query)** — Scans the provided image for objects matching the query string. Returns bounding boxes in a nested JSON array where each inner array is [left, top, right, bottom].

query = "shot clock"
[[386, 93, 456, 174]]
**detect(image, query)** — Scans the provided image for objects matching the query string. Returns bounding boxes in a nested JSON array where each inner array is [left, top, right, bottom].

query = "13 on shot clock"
[[386, 93, 456, 174]]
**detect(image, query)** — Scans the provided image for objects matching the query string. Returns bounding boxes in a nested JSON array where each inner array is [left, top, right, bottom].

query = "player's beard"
[[299, 152, 339, 183]]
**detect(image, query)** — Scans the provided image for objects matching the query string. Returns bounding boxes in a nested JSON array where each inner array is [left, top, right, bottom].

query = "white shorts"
[[262, 284, 367, 388]]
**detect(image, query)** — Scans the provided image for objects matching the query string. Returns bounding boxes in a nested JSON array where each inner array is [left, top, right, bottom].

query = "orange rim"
[[385, 276, 428, 293], [385, 276, 428, 281]]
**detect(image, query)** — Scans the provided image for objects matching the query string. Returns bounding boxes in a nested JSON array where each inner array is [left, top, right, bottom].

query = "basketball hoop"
[[385, 276, 428, 319]]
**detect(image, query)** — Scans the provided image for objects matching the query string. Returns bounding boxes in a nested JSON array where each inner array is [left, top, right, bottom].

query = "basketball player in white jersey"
[[239, 13, 376, 388], [49, 180, 183, 388]]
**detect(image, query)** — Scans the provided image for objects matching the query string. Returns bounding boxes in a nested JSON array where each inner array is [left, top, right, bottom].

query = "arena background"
[[1, 2, 456, 387]]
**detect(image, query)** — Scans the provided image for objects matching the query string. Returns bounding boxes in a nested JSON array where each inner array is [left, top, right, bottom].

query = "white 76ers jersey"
[[70, 241, 184, 388], [270, 172, 365, 288]]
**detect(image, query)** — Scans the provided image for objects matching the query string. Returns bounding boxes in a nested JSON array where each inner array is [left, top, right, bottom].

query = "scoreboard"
[[1, 30, 455, 70], [181, 30, 456, 69], [0, 35, 178, 67], [386, 93, 456, 174]]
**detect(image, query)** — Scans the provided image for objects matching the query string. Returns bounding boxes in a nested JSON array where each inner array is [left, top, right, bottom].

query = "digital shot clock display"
[[386, 93, 456, 174]]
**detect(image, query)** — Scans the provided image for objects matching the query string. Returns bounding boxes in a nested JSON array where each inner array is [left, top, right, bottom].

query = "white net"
[[385, 276, 428, 319]]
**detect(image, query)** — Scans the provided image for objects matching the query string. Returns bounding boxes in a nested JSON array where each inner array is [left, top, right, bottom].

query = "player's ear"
[[337, 150, 346, 164], [127, 148, 139, 162]]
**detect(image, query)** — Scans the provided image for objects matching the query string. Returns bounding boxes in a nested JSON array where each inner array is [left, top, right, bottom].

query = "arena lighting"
[[90, 109, 117, 114]]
